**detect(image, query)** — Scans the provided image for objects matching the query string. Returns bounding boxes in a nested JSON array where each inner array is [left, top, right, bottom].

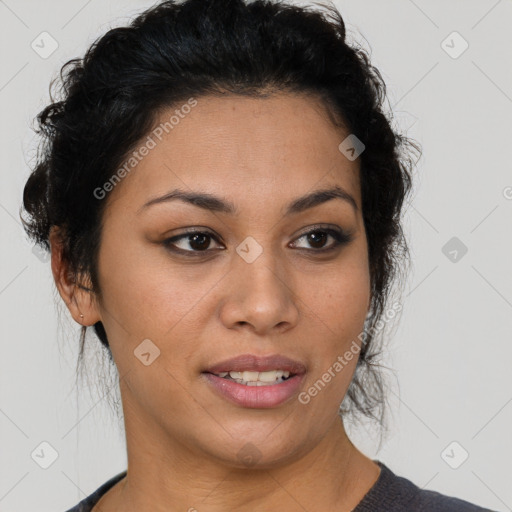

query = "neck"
[[97, 394, 380, 512]]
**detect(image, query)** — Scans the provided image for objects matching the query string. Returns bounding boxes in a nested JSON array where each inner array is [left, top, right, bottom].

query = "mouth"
[[202, 354, 306, 408], [207, 369, 295, 386]]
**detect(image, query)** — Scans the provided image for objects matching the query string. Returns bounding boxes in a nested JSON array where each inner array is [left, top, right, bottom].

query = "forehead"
[[105, 93, 361, 214]]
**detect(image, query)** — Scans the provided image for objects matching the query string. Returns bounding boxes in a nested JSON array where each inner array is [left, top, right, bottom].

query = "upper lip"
[[204, 354, 307, 375]]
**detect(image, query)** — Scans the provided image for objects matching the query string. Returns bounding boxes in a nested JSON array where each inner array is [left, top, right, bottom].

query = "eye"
[[163, 229, 224, 255], [162, 225, 353, 257], [290, 226, 353, 252]]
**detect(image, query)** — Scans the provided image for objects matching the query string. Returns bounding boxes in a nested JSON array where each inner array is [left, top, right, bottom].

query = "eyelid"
[[162, 228, 224, 256], [292, 223, 345, 239], [290, 225, 353, 250]]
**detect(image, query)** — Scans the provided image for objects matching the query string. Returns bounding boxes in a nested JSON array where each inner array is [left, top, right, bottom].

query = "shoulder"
[[354, 461, 496, 512], [63, 470, 127, 512]]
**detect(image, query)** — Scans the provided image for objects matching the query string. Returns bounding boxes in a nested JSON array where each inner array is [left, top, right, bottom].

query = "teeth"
[[242, 371, 259, 381], [214, 369, 291, 385], [259, 370, 284, 382]]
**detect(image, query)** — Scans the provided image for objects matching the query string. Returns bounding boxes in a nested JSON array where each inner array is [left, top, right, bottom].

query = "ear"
[[49, 226, 102, 326]]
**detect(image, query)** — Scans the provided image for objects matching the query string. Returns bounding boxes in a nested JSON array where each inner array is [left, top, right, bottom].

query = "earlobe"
[[49, 226, 101, 326]]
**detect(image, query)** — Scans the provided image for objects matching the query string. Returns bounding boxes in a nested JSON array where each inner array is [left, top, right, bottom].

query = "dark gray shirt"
[[64, 460, 496, 511]]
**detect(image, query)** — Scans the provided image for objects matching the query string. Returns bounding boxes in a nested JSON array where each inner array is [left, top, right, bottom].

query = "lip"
[[202, 372, 306, 408], [203, 353, 307, 375], [202, 354, 307, 409]]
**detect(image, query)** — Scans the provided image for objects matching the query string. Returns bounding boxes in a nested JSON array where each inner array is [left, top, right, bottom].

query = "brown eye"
[[305, 231, 329, 249], [291, 227, 353, 252], [185, 233, 212, 251], [162, 226, 353, 258], [163, 230, 224, 255]]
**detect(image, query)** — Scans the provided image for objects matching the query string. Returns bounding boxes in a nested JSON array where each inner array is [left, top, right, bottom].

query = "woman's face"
[[90, 93, 370, 467]]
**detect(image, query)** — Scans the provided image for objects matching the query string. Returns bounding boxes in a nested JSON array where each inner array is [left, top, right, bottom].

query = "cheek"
[[298, 257, 369, 400], [95, 234, 221, 393], [96, 230, 202, 337], [302, 259, 370, 339]]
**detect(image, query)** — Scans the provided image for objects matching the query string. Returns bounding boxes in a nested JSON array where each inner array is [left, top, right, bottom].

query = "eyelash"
[[162, 226, 353, 257]]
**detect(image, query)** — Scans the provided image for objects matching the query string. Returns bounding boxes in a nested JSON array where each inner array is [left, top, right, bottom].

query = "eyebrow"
[[137, 185, 358, 216]]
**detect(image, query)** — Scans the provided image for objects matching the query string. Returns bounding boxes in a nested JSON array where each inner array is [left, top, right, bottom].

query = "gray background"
[[1, 0, 511, 510]]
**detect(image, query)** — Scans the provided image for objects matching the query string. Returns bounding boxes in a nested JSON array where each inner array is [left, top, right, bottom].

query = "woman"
[[21, 0, 494, 510]]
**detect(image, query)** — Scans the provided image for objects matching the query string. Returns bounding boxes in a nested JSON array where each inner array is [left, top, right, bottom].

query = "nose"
[[218, 246, 300, 335]]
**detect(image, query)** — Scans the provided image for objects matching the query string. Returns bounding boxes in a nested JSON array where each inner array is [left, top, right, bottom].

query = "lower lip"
[[202, 373, 305, 408]]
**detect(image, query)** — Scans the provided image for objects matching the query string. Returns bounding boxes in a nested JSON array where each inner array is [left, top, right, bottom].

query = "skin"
[[51, 93, 381, 511]]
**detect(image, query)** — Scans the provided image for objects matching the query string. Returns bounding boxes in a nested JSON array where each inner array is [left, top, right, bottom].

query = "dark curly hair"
[[20, 0, 420, 434]]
